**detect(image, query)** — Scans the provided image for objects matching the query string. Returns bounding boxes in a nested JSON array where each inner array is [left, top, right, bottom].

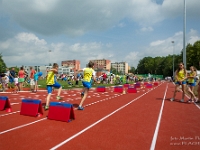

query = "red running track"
[[0, 82, 200, 150]]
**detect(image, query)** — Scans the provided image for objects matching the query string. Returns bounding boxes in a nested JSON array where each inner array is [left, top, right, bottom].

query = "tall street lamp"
[[49, 50, 52, 66], [183, 0, 186, 68], [172, 41, 175, 78]]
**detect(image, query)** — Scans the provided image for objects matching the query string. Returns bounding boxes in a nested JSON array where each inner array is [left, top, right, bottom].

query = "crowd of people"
[[0, 66, 42, 93], [170, 62, 200, 103], [0, 61, 200, 111]]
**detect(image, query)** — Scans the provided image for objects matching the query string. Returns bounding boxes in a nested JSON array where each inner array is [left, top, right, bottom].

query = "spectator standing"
[[9, 68, 16, 86], [18, 66, 25, 91], [187, 66, 198, 102], [29, 67, 36, 92], [170, 62, 187, 102], [34, 72, 43, 92]]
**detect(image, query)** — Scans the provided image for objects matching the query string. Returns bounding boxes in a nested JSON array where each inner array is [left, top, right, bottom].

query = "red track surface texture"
[[0, 82, 200, 150]]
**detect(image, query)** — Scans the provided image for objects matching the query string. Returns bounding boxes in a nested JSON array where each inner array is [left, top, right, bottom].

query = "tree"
[[192, 40, 200, 69], [110, 67, 117, 75], [0, 53, 7, 73], [136, 40, 200, 77], [129, 66, 136, 74]]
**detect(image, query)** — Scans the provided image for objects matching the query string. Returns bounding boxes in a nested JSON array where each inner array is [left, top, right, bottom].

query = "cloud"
[[145, 29, 200, 56], [1, 0, 199, 37], [125, 29, 200, 67], [125, 52, 140, 67], [188, 29, 200, 44], [1, 0, 129, 36], [161, 0, 200, 18], [117, 22, 126, 28], [0, 32, 115, 68], [140, 27, 154, 32], [0, 0, 200, 70], [150, 40, 165, 46]]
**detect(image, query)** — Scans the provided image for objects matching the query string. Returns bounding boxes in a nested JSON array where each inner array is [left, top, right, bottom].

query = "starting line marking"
[[150, 83, 168, 150], [50, 85, 162, 150], [0, 83, 163, 136], [0, 118, 47, 135], [185, 94, 200, 110], [0, 111, 20, 117]]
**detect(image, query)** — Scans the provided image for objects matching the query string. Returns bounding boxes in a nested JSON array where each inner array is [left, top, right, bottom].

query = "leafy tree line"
[[0, 54, 20, 73], [0, 40, 200, 77], [134, 40, 200, 77], [0, 53, 7, 73]]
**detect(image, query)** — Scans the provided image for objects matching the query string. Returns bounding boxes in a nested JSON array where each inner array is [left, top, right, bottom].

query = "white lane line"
[[150, 83, 168, 150], [0, 111, 20, 117], [11, 103, 20, 105], [50, 86, 158, 150], [0, 83, 163, 135], [0, 118, 47, 135], [194, 102, 200, 109], [185, 94, 200, 110]]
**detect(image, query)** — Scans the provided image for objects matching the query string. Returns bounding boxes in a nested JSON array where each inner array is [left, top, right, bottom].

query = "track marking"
[[172, 81, 200, 110], [185, 94, 200, 110], [0, 118, 47, 135], [194, 102, 200, 109], [150, 83, 168, 150], [11, 103, 20, 105], [0, 111, 20, 117], [50, 85, 163, 150], [0, 83, 162, 135]]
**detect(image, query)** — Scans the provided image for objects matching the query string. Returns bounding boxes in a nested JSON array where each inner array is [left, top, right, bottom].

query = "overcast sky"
[[0, 0, 200, 68]]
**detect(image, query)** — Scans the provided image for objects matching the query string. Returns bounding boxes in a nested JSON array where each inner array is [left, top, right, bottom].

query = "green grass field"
[[37, 79, 123, 89]]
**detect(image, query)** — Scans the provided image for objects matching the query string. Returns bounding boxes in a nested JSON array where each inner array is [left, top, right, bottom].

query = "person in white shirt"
[[4, 75, 9, 89], [14, 75, 19, 92]]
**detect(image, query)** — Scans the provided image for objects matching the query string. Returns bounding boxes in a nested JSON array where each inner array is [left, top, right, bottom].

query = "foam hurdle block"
[[146, 84, 153, 88], [134, 83, 141, 88], [123, 84, 129, 88], [114, 86, 123, 93], [127, 87, 137, 93], [154, 82, 158, 86], [20, 99, 43, 117], [0, 96, 12, 112], [96, 86, 106, 92], [48, 102, 75, 122]]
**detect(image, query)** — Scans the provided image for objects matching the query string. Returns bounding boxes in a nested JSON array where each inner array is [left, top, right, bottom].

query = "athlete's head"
[[52, 63, 59, 69], [177, 62, 186, 74], [190, 66, 196, 72], [178, 62, 184, 69], [88, 61, 94, 68]]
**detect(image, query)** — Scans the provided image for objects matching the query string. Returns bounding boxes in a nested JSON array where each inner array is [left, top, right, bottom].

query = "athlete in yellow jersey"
[[171, 62, 187, 102], [44, 63, 62, 110], [78, 61, 96, 110], [187, 66, 198, 102]]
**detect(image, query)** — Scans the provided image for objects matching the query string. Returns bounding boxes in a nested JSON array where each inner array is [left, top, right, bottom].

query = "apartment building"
[[89, 59, 111, 71], [61, 60, 81, 72], [111, 62, 129, 74]]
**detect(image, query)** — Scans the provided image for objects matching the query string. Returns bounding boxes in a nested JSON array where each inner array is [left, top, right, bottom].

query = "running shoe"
[[44, 106, 49, 111], [78, 106, 84, 110], [180, 99, 184, 102], [194, 98, 198, 103], [56, 96, 62, 100], [170, 98, 174, 101], [81, 92, 84, 98]]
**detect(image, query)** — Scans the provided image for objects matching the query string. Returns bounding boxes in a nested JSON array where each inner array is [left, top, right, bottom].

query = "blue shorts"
[[47, 82, 61, 94], [9, 77, 14, 83], [188, 83, 196, 87], [175, 81, 186, 85], [82, 81, 91, 89]]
